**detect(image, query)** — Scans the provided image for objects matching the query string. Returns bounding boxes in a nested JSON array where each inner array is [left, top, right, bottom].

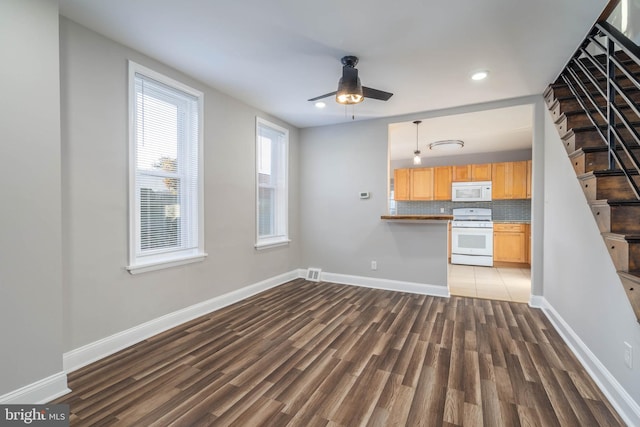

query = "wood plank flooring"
[[54, 279, 626, 426]]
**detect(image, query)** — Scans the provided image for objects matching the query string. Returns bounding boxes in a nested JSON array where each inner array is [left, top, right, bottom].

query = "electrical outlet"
[[440, 207, 445, 213], [624, 342, 633, 369], [371, 260, 377, 270]]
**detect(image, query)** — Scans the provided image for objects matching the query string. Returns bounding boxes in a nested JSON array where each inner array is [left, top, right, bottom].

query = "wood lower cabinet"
[[434, 166, 452, 200], [493, 223, 528, 263], [393, 168, 411, 201]]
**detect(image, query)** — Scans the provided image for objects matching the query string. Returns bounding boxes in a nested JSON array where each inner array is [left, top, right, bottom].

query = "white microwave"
[[452, 181, 492, 202]]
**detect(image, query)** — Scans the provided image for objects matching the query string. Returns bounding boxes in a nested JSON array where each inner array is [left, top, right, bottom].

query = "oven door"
[[451, 227, 493, 256]]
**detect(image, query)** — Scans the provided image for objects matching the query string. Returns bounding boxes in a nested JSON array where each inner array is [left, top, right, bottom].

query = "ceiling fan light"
[[336, 77, 364, 104]]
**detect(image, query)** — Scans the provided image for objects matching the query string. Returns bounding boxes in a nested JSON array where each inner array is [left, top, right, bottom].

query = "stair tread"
[[619, 270, 640, 282], [579, 169, 640, 178], [607, 199, 640, 206], [602, 232, 640, 242]]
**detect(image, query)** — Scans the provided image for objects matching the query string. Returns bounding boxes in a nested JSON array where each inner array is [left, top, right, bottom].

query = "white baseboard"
[[528, 294, 545, 308], [63, 270, 299, 373], [319, 271, 450, 298], [0, 372, 70, 404], [537, 297, 640, 427]]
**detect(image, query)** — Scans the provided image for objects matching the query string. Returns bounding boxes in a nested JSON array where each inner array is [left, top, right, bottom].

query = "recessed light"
[[471, 70, 489, 81], [315, 101, 326, 109]]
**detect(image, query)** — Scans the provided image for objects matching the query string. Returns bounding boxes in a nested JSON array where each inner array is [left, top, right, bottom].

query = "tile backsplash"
[[395, 199, 531, 221]]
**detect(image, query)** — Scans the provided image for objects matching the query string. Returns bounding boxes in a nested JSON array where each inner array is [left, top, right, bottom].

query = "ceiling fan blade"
[[362, 86, 393, 101], [308, 91, 337, 102]]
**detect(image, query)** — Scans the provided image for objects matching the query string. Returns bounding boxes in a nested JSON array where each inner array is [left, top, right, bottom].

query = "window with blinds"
[[127, 61, 206, 273], [256, 118, 289, 249]]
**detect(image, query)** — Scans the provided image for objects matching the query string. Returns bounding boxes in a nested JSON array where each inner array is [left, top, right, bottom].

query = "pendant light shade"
[[412, 120, 422, 165]]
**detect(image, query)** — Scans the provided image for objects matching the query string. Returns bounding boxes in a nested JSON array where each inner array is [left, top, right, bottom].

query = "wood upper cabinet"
[[393, 169, 411, 201], [493, 223, 527, 263], [492, 161, 528, 199], [434, 166, 452, 200], [526, 160, 532, 199], [471, 163, 492, 181], [411, 168, 434, 200], [452, 163, 491, 181], [452, 165, 471, 182]]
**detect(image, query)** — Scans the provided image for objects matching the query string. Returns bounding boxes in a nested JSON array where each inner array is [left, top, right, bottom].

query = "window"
[[256, 117, 289, 249], [127, 61, 206, 274]]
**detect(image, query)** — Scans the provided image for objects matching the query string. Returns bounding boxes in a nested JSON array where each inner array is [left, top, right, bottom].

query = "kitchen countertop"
[[381, 215, 453, 222], [493, 220, 531, 224]]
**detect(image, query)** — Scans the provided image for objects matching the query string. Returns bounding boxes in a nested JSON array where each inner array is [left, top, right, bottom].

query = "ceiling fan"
[[308, 56, 393, 105]]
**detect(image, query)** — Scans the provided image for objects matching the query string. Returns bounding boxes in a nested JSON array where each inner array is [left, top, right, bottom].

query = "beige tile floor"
[[448, 263, 531, 303]]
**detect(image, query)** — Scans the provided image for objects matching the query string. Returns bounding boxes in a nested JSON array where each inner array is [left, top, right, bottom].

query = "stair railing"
[[559, 21, 640, 199]]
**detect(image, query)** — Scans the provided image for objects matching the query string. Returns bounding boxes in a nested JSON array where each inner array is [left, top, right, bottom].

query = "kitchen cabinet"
[[526, 160, 532, 199], [472, 163, 492, 181], [492, 161, 527, 199], [452, 163, 492, 181], [452, 165, 471, 182], [394, 169, 411, 201], [411, 168, 434, 200], [434, 166, 452, 200], [526, 223, 531, 264], [494, 223, 527, 263]]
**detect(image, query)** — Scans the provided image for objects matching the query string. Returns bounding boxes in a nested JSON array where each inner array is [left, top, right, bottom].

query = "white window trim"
[[255, 117, 289, 250], [126, 60, 207, 274]]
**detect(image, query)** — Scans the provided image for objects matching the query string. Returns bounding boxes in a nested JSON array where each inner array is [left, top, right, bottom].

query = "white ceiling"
[[389, 105, 534, 161], [58, 0, 607, 129]]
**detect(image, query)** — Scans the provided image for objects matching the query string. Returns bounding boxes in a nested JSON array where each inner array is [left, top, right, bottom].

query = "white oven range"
[[450, 207, 493, 267]]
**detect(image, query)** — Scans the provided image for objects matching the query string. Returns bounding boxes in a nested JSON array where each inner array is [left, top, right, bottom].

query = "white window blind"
[[128, 61, 205, 273], [256, 118, 289, 249]]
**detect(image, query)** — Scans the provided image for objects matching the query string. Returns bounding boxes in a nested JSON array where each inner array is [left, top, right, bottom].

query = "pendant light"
[[412, 120, 422, 165]]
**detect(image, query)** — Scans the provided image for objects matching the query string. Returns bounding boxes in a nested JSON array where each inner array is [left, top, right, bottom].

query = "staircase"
[[544, 21, 640, 323]]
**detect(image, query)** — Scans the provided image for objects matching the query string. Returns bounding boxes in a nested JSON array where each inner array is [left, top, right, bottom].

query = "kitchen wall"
[[0, 0, 65, 398], [390, 148, 532, 170], [59, 18, 301, 352], [396, 199, 531, 221]]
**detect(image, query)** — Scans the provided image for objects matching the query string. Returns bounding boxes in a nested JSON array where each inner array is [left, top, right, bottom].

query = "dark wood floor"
[[54, 279, 625, 426]]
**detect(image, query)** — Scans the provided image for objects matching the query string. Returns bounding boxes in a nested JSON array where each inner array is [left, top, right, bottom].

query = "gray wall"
[[299, 97, 543, 288], [390, 148, 532, 170], [543, 109, 640, 405], [300, 119, 448, 286], [59, 18, 301, 351], [0, 0, 64, 395]]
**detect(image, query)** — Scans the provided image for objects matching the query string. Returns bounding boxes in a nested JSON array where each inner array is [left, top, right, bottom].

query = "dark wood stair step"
[[555, 112, 606, 135], [569, 146, 640, 174], [602, 233, 640, 271], [591, 200, 640, 234], [562, 128, 607, 152], [578, 169, 640, 201], [617, 271, 640, 323], [546, 81, 640, 107]]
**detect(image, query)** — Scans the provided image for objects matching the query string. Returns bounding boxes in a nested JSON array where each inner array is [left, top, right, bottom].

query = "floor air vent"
[[306, 268, 322, 282]]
